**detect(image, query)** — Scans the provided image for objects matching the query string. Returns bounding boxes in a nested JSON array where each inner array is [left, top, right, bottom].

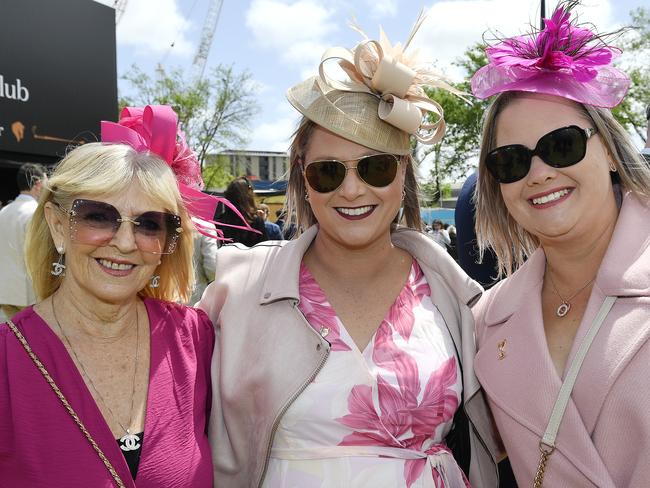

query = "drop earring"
[[51, 247, 66, 276]]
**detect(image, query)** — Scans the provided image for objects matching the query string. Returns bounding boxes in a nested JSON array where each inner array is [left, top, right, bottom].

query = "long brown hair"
[[224, 176, 257, 222]]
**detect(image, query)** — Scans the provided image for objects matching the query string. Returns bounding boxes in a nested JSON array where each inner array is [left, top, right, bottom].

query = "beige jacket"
[[198, 226, 500, 487]]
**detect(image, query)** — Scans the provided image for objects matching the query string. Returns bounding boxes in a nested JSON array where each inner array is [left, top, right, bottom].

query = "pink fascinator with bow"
[[101, 105, 256, 239], [471, 1, 630, 108]]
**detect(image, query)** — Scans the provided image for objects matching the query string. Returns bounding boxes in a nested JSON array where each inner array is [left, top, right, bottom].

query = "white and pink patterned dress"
[[263, 261, 470, 488]]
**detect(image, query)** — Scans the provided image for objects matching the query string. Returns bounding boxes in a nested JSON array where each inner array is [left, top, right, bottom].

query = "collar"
[[15, 193, 36, 202], [483, 191, 650, 327], [259, 226, 318, 304], [259, 225, 483, 306]]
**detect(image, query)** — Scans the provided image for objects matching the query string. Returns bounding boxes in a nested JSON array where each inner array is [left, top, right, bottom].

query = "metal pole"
[[540, 0, 546, 29]]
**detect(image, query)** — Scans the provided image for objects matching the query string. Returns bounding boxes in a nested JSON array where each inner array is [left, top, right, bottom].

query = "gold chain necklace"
[[52, 296, 141, 452], [546, 268, 596, 318]]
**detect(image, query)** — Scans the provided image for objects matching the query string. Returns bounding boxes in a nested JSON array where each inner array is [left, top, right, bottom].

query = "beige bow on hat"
[[317, 12, 464, 145]]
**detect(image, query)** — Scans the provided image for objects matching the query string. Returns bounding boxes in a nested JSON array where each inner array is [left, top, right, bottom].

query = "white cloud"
[[245, 0, 338, 70], [363, 0, 398, 18], [248, 103, 301, 151], [95, 0, 194, 57]]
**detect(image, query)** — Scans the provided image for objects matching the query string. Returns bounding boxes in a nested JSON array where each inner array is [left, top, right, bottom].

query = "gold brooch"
[[497, 339, 507, 360]]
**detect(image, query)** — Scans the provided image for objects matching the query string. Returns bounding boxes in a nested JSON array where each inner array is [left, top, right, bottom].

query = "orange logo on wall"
[[7, 120, 86, 145]]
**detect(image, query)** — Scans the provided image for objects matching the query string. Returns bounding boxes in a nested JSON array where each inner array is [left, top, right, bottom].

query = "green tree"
[[202, 154, 234, 191], [420, 44, 489, 204], [120, 64, 259, 168], [614, 7, 650, 143]]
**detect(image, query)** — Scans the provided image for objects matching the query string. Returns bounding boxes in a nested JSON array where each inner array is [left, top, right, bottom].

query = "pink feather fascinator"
[[471, 1, 630, 108]]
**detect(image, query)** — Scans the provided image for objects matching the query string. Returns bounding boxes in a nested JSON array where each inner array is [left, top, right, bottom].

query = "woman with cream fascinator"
[[198, 12, 500, 488]]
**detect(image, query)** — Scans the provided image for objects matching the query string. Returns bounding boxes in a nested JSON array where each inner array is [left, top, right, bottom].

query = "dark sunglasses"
[[55, 199, 182, 255], [304, 153, 400, 193], [486, 125, 598, 184]]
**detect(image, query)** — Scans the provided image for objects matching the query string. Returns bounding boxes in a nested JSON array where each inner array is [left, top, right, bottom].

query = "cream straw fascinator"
[[286, 12, 464, 155]]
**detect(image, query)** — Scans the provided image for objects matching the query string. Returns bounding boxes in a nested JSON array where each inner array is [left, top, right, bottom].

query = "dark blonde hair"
[[285, 117, 422, 236], [25, 143, 195, 303], [475, 91, 650, 277]]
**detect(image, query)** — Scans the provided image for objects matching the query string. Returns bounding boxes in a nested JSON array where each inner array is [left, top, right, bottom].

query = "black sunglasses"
[[56, 199, 182, 255], [304, 153, 400, 193], [486, 125, 598, 184]]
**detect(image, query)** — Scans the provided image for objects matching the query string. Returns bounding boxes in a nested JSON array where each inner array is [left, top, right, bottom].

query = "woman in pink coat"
[[470, 2, 650, 486]]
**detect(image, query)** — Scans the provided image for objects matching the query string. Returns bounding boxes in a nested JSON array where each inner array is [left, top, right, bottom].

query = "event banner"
[[0, 0, 117, 158]]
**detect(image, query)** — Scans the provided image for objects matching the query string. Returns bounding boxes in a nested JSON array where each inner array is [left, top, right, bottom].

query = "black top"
[[117, 431, 144, 480]]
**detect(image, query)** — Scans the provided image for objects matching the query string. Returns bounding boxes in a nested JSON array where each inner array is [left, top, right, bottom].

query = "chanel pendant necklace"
[[53, 296, 141, 451], [546, 267, 596, 318]]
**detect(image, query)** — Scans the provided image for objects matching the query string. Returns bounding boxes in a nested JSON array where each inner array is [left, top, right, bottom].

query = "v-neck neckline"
[[299, 261, 417, 357], [28, 298, 157, 486]]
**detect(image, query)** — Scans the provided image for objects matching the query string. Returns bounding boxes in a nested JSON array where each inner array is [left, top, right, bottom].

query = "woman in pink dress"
[[198, 16, 500, 488], [0, 106, 226, 487]]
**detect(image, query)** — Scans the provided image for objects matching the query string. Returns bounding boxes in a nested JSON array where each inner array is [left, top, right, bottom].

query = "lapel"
[[475, 192, 650, 486], [259, 226, 318, 304], [567, 192, 650, 433], [391, 227, 483, 368]]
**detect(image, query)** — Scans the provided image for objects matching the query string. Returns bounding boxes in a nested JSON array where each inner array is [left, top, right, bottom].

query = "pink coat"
[[473, 192, 650, 487]]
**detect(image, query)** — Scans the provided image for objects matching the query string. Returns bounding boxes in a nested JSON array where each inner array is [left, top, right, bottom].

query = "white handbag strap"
[[541, 295, 617, 447]]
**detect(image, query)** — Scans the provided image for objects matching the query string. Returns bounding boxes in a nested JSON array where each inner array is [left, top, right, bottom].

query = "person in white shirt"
[[0, 163, 47, 318], [190, 225, 218, 305], [427, 218, 451, 249]]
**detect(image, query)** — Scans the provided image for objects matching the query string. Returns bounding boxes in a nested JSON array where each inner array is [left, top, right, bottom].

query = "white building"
[[208, 150, 289, 181]]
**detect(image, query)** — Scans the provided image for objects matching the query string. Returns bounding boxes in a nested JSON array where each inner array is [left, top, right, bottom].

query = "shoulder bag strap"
[[533, 296, 617, 487], [5, 319, 127, 488]]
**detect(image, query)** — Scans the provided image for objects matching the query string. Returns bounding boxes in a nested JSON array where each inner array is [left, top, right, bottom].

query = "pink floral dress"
[[263, 261, 470, 488]]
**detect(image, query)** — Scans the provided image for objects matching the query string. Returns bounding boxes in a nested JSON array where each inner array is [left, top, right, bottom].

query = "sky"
[[95, 0, 646, 173]]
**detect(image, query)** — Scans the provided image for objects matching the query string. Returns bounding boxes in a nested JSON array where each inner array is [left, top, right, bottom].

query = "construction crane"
[[192, 0, 224, 81], [113, 0, 128, 25]]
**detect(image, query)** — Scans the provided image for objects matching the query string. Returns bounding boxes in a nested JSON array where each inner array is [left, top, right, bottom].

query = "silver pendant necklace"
[[546, 267, 596, 318], [52, 296, 141, 451]]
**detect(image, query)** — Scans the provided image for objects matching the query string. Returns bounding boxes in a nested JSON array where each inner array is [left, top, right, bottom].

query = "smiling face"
[[303, 126, 406, 250], [495, 93, 617, 245], [45, 180, 165, 305]]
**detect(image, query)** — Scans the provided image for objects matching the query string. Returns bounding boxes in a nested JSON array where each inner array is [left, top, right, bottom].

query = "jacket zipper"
[[256, 300, 331, 488]]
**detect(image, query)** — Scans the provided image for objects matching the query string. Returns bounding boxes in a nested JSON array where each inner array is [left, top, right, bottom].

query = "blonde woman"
[[0, 106, 215, 487], [471, 3, 650, 486], [199, 18, 499, 488]]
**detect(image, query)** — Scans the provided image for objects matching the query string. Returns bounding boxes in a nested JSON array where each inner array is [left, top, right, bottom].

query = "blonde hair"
[[285, 117, 423, 237], [25, 143, 195, 302], [475, 91, 650, 277]]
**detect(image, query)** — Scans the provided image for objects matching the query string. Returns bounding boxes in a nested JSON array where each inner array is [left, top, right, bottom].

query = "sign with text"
[[0, 0, 117, 159]]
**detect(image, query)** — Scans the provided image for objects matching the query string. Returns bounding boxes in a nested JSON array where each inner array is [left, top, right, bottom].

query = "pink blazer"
[[473, 192, 650, 487]]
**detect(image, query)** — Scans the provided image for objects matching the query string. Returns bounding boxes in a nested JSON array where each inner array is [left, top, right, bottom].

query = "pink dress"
[[263, 261, 469, 488]]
